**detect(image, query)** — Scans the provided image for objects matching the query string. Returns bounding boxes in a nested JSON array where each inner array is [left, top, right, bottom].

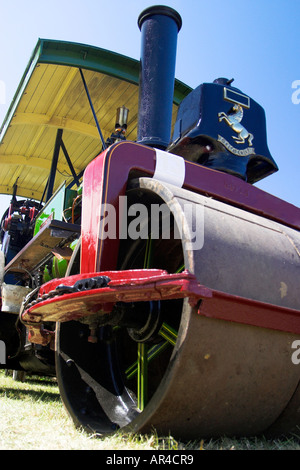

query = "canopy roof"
[[0, 39, 191, 201]]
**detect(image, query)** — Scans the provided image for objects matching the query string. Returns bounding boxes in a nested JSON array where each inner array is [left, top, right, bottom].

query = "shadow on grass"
[[1, 387, 61, 402], [25, 377, 57, 387], [0, 374, 61, 403]]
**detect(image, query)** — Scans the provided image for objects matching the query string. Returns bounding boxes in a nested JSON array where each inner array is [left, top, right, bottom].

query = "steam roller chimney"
[[137, 5, 182, 149]]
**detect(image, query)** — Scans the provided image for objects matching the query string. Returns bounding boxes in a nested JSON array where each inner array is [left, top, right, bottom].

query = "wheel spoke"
[[135, 238, 181, 410], [125, 341, 169, 380], [159, 322, 178, 346], [137, 343, 148, 411], [144, 236, 153, 269], [176, 263, 185, 273], [136, 236, 154, 410]]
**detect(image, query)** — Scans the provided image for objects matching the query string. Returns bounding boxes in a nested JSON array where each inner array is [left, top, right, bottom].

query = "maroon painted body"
[[21, 140, 300, 348], [77, 140, 300, 329]]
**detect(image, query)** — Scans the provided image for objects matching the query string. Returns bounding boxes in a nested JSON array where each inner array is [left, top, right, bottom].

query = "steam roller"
[[0, 5, 299, 440], [51, 173, 299, 439]]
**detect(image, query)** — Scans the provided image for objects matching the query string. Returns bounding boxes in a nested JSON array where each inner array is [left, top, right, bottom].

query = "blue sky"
[[0, 0, 299, 216]]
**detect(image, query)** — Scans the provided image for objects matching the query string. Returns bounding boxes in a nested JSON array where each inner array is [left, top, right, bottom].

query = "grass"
[[0, 370, 300, 450]]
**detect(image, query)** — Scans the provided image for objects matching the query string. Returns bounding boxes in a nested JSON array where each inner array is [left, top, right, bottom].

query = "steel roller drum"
[[55, 175, 300, 438], [122, 177, 300, 438]]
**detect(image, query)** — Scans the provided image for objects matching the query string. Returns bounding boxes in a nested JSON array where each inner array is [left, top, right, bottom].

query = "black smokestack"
[[137, 5, 182, 149]]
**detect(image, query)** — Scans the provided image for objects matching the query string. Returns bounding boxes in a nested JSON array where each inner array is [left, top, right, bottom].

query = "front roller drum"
[[55, 178, 300, 438]]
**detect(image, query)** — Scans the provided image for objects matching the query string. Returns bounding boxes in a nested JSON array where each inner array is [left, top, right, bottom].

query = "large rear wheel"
[[55, 192, 185, 434]]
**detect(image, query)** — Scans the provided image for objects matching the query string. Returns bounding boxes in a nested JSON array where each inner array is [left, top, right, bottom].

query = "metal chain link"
[[20, 275, 111, 319]]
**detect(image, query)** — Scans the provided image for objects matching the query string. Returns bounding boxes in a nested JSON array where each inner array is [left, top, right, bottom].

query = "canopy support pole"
[[46, 128, 63, 202], [79, 68, 107, 150]]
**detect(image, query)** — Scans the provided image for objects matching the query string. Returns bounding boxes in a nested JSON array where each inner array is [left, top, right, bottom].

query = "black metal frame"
[[45, 68, 107, 203]]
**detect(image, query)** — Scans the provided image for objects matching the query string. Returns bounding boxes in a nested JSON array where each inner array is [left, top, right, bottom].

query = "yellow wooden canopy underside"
[[0, 39, 191, 201]]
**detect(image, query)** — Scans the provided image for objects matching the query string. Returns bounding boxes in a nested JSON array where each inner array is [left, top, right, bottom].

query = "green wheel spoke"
[[137, 343, 148, 411], [159, 322, 178, 346], [147, 341, 169, 361], [144, 236, 153, 268], [133, 238, 180, 411], [126, 359, 138, 380], [136, 236, 154, 410], [126, 341, 169, 380], [175, 263, 185, 273]]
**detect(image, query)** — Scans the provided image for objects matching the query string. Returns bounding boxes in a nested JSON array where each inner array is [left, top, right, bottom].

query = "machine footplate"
[[21, 269, 212, 324]]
